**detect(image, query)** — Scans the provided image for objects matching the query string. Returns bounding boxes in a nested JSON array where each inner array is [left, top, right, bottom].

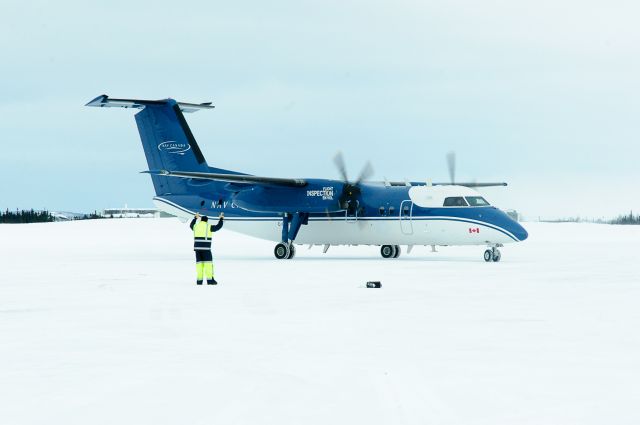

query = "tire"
[[484, 249, 492, 262], [492, 249, 501, 262], [274, 243, 290, 259], [287, 244, 296, 259], [380, 245, 394, 258], [393, 245, 401, 258]]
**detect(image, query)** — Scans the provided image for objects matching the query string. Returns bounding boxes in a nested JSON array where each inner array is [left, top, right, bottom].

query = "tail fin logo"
[[158, 141, 191, 155]]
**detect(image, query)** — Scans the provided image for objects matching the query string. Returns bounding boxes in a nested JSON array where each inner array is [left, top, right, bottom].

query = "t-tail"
[[86, 95, 237, 196]]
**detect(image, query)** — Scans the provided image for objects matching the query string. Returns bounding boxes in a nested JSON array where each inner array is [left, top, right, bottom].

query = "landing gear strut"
[[484, 246, 501, 262], [381, 245, 401, 259]]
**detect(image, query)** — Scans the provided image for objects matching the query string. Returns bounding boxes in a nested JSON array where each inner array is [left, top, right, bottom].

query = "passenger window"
[[443, 197, 468, 207], [389, 206, 396, 215], [465, 196, 490, 206], [379, 206, 386, 216]]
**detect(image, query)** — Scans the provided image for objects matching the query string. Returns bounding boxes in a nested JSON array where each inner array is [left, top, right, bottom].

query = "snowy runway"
[[1, 220, 639, 424]]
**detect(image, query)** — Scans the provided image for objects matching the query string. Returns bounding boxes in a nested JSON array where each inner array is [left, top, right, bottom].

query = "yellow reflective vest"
[[193, 221, 212, 251]]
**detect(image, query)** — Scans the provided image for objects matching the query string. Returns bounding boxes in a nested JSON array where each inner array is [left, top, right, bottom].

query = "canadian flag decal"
[[469, 227, 480, 233]]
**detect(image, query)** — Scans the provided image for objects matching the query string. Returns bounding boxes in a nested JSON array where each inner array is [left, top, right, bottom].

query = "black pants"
[[195, 250, 213, 262]]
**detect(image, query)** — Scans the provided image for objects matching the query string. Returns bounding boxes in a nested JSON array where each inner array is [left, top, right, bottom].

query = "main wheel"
[[381, 245, 395, 258], [492, 249, 501, 262], [484, 249, 492, 262], [393, 245, 401, 258], [274, 243, 290, 259], [287, 244, 296, 259]]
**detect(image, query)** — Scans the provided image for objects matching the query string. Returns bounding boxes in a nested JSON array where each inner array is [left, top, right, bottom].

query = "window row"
[[443, 196, 490, 207]]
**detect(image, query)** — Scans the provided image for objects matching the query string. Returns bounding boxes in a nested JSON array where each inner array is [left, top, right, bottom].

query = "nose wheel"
[[484, 247, 501, 262], [381, 245, 401, 258]]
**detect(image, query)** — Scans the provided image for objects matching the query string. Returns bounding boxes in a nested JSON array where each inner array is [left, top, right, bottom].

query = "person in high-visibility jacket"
[[190, 212, 224, 285]]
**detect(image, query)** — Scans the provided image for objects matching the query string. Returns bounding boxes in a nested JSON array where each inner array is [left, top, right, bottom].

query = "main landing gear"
[[274, 213, 307, 260], [274, 242, 296, 259], [380, 245, 401, 259], [484, 246, 501, 262]]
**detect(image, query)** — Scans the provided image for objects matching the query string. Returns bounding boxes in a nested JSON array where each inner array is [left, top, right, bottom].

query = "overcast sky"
[[1, 0, 638, 219]]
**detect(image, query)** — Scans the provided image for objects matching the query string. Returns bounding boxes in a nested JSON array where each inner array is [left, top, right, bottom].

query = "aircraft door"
[[400, 200, 413, 234], [345, 200, 359, 222]]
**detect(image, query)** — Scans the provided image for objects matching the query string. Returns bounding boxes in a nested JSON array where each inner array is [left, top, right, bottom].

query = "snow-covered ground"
[[1, 219, 639, 424]]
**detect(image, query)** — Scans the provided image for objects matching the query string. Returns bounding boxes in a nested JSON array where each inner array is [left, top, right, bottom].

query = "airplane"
[[86, 95, 528, 262]]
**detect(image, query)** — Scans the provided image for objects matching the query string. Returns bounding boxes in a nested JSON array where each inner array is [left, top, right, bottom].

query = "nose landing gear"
[[484, 246, 501, 262], [381, 245, 401, 259]]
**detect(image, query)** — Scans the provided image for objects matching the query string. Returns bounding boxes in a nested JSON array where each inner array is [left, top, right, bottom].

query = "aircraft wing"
[[432, 182, 507, 187], [386, 181, 507, 187], [143, 170, 307, 187], [146, 170, 505, 188]]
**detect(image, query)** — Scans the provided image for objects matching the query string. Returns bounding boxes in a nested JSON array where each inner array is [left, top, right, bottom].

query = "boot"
[[207, 279, 218, 285], [196, 280, 203, 285]]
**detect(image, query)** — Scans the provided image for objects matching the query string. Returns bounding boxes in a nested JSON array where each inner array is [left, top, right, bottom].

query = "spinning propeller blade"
[[331, 152, 374, 230], [333, 152, 349, 183], [440, 151, 506, 187], [446, 151, 456, 185], [355, 161, 374, 185]]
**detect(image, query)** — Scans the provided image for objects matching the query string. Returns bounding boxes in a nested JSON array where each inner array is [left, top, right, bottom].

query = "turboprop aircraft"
[[86, 95, 528, 261]]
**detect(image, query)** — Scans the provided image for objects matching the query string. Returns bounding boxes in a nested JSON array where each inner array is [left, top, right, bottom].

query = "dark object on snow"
[[366, 281, 381, 288]]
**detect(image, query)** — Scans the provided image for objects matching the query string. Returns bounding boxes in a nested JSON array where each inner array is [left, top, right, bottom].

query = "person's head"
[[201, 215, 209, 222]]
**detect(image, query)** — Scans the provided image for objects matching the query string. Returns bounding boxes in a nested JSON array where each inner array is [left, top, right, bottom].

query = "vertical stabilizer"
[[134, 102, 209, 195], [86, 95, 231, 196]]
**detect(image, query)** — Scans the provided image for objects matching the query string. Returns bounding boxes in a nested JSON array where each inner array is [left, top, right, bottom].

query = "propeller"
[[333, 151, 349, 183], [444, 151, 493, 189], [446, 151, 456, 185], [333, 151, 374, 211]]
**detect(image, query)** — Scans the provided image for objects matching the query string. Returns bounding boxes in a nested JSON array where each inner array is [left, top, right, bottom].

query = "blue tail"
[[87, 95, 238, 196], [134, 101, 211, 195]]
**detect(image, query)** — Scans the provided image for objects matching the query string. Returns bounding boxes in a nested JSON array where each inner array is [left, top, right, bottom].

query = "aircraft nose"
[[511, 221, 528, 241]]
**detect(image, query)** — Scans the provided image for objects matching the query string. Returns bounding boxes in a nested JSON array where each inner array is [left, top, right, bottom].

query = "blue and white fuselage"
[[87, 95, 527, 260], [153, 183, 527, 247]]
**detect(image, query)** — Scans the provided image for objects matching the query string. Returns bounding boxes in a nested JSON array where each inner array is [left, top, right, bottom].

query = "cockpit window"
[[443, 197, 468, 207], [465, 196, 490, 206]]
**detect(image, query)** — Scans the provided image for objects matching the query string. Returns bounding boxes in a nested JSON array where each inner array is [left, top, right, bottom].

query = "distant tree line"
[[0, 209, 106, 223], [1, 209, 54, 223], [609, 211, 640, 225], [540, 211, 640, 225], [79, 211, 103, 220]]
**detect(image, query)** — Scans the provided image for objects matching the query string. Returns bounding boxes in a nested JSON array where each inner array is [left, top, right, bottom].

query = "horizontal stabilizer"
[[86, 95, 214, 113], [143, 170, 307, 188]]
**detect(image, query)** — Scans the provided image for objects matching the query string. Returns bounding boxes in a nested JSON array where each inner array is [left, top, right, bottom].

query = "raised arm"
[[190, 213, 200, 230], [211, 213, 224, 232]]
